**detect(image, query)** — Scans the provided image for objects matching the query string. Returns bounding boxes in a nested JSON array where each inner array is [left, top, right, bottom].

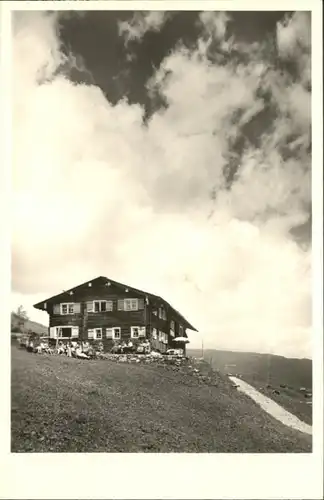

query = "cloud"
[[276, 12, 311, 87], [12, 12, 312, 358], [118, 11, 170, 44]]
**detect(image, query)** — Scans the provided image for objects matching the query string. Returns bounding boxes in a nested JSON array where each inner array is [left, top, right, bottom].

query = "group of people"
[[20, 335, 152, 359], [54, 340, 104, 359], [21, 337, 104, 360], [111, 339, 151, 354]]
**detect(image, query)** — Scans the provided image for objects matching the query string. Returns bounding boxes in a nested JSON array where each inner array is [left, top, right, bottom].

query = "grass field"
[[11, 346, 312, 453]]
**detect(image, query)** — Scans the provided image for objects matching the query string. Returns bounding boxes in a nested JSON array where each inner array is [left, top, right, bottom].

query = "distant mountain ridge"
[[188, 348, 312, 390]]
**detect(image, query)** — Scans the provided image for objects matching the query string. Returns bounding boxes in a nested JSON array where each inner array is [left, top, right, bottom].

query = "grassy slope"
[[188, 349, 312, 424], [11, 312, 48, 336], [11, 347, 311, 453]]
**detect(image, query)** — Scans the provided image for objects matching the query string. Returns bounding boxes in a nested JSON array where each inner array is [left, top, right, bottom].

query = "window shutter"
[[138, 327, 146, 337], [53, 304, 60, 315], [117, 299, 124, 311], [49, 327, 57, 338], [138, 298, 144, 310], [73, 303, 81, 313], [106, 301, 113, 311], [88, 329, 94, 339], [72, 327, 79, 338], [106, 328, 113, 339], [86, 301, 93, 312]]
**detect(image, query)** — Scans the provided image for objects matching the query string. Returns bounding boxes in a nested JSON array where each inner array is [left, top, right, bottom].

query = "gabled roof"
[[33, 276, 198, 331]]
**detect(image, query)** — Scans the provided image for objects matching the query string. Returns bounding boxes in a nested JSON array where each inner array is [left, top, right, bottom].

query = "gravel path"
[[229, 376, 312, 435]]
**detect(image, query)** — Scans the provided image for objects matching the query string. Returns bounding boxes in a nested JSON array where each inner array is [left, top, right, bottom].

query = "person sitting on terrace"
[[136, 342, 144, 354], [76, 345, 89, 359], [66, 342, 72, 357], [126, 339, 134, 353], [144, 340, 151, 354], [57, 342, 65, 355], [111, 343, 120, 354]]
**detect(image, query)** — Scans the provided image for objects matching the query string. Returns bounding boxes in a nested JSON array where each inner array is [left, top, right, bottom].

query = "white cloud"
[[276, 12, 311, 87], [118, 11, 169, 44], [12, 12, 312, 358], [199, 11, 230, 41]]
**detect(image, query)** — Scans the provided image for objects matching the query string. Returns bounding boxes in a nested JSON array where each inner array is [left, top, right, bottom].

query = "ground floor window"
[[106, 327, 121, 340], [88, 328, 102, 340], [131, 326, 145, 338], [95, 328, 102, 339], [159, 331, 168, 344], [50, 326, 79, 339]]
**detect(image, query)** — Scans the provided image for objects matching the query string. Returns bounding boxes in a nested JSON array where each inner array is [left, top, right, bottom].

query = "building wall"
[[46, 278, 189, 352]]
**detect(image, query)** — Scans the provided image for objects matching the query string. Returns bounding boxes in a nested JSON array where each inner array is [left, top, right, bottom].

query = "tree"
[[14, 305, 29, 333], [16, 305, 28, 320]]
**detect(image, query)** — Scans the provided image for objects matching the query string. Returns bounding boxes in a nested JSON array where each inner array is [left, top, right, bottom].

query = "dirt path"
[[229, 376, 312, 435]]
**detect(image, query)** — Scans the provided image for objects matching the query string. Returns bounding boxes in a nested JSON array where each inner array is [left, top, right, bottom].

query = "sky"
[[11, 9, 312, 358]]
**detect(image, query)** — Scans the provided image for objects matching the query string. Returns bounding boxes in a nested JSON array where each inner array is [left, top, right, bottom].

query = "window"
[[158, 331, 168, 344], [60, 303, 74, 315], [50, 326, 79, 339], [170, 320, 175, 336], [179, 324, 184, 336], [131, 326, 146, 338], [125, 299, 138, 311], [159, 306, 167, 320], [117, 298, 144, 311], [152, 328, 158, 340], [93, 300, 113, 313], [106, 327, 121, 339], [152, 309, 157, 316], [132, 327, 139, 338], [88, 328, 102, 339], [95, 328, 102, 340]]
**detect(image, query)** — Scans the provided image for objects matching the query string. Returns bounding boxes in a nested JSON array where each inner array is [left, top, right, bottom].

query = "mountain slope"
[[11, 312, 48, 336], [188, 349, 312, 389], [188, 349, 312, 424], [11, 346, 311, 453]]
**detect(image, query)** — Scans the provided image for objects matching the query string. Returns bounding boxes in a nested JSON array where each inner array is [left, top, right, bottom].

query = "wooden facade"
[[34, 276, 197, 353]]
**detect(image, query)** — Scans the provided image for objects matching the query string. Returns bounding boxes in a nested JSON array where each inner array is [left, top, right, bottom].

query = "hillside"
[[11, 312, 48, 336], [188, 349, 312, 424], [188, 349, 312, 389], [11, 346, 311, 453]]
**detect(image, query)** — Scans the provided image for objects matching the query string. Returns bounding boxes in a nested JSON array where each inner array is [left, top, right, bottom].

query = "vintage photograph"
[[11, 8, 313, 455]]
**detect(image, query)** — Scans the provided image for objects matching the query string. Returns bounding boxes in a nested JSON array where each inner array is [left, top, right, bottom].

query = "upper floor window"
[[159, 306, 167, 320], [170, 320, 175, 336], [179, 324, 184, 336], [61, 303, 74, 315], [125, 299, 138, 311], [118, 298, 140, 311], [94, 300, 113, 313]]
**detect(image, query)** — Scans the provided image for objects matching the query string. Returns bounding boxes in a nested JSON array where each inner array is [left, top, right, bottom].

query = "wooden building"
[[33, 276, 198, 353]]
